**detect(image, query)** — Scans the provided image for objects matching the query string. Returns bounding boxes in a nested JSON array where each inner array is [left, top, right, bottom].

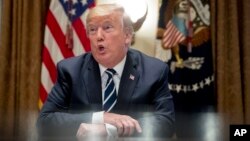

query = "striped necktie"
[[103, 69, 117, 112]]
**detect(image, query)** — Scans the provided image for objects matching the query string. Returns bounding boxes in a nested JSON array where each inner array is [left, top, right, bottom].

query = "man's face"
[[87, 12, 131, 68]]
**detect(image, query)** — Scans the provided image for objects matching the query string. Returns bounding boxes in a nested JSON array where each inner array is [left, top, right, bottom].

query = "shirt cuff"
[[92, 111, 104, 124]]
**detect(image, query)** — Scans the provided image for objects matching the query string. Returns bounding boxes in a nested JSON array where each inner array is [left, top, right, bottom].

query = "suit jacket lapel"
[[115, 51, 139, 110], [82, 55, 102, 106]]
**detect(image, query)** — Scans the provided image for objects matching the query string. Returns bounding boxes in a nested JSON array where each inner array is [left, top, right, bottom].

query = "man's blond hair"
[[86, 4, 134, 35]]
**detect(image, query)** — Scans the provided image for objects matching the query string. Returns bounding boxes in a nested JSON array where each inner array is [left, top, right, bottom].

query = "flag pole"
[[187, 0, 193, 53], [66, 0, 73, 49]]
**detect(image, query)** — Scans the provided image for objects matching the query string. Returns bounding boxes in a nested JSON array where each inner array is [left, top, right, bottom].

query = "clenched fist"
[[76, 123, 107, 140]]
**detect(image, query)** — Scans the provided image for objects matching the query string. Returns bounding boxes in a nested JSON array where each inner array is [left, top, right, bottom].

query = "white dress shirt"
[[92, 56, 127, 137]]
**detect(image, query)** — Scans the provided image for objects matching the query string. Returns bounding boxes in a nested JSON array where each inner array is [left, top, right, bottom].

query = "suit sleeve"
[[37, 61, 92, 137], [137, 64, 175, 138]]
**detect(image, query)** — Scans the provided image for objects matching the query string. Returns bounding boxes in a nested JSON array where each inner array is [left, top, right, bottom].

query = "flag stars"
[[205, 77, 211, 85], [81, 0, 88, 6], [72, 0, 78, 5], [169, 75, 214, 93], [192, 83, 199, 92], [176, 85, 182, 93], [69, 8, 76, 16]]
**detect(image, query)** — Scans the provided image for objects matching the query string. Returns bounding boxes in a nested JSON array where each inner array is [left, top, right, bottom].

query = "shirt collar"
[[99, 55, 127, 77]]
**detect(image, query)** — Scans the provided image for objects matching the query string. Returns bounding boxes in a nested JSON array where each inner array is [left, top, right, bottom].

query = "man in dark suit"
[[37, 4, 175, 140]]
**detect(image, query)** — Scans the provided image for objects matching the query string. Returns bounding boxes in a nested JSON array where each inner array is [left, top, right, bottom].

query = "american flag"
[[39, 0, 95, 109], [162, 16, 187, 49]]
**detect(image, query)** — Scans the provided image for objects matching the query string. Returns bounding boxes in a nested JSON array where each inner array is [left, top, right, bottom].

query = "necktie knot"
[[105, 68, 116, 77]]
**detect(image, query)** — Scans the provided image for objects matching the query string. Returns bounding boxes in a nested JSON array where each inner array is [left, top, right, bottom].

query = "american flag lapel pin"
[[129, 74, 135, 80]]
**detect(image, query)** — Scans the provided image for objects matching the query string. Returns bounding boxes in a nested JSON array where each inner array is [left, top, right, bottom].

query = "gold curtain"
[[211, 0, 250, 137], [0, 0, 50, 140]]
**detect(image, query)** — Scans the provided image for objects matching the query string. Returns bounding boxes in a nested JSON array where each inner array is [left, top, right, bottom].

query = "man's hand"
[[104, 112, 142, 136], [76, 123, 107, 140]]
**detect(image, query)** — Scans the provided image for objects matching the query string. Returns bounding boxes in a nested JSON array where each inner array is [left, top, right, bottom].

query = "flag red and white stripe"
[[39, 0, 95, 109], [162, 16, 187, 49]]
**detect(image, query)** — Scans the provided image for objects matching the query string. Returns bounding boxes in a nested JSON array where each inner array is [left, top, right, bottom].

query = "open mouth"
[[97, 45, 105, 53]]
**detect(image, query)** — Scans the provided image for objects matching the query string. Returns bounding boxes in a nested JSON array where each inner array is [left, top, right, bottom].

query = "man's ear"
[[124, 31, 133, 45]]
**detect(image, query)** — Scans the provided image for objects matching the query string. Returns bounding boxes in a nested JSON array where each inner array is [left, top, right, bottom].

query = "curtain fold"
[[211, 0, 250, 128], [239, 0, 250, 125], [0, 0, 50, 140]]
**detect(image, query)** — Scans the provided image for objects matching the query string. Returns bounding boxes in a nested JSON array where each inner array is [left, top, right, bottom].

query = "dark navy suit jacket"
[[37, 49, 175, 138]]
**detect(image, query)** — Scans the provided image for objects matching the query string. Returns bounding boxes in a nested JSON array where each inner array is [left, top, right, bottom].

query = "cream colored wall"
[[130, 0, 158, 57]]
